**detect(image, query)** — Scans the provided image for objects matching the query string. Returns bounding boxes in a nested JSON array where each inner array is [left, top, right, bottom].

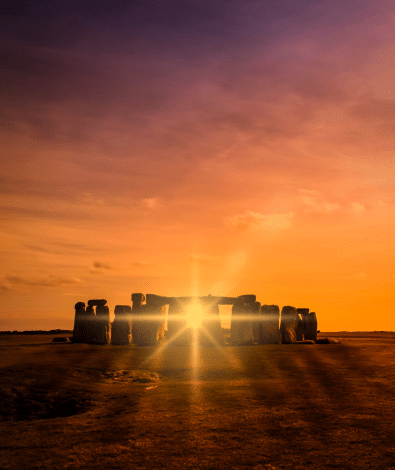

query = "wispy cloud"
[[5, 275, 82, 289], [225, 212, 294, 232], [93, 261, 112, 270], [349, 202, 365, 215], [299, 189, 341, 214], [141, 198, 163, 210]]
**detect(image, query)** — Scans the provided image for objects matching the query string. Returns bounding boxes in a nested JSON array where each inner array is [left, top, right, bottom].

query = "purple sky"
[[1, 1, 395, 331]]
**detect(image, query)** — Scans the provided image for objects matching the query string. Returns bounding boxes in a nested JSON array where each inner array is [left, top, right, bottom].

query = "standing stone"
[[230, 296, 254, 345], [259, 305, 281, 344], [72, 302, 86, 343], [200, 296, 223, 346], [146, 294, 166, 344], [131, 293, 145, 344], [87, 299, 107, 307], [131, 293, 166, 346], [251, 301, 262, 344], [95, 305, 111, 345], [111, 305, 132, 345], [304, 311, 318, 341], [296, 315, 304, 341], [80, 304, 97, 344], [297, 308, 310, 340], [166, 298, 191, 345], [280, 306, 298, 344]]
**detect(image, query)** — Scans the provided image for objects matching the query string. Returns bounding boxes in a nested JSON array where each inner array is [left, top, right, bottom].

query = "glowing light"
[[185, 302, 205, 329]]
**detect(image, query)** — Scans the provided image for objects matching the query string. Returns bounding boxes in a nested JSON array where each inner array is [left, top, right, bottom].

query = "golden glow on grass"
[[185, 302, 205, 329]]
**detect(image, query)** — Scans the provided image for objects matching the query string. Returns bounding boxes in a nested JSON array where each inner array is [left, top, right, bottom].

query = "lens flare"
[[185, 302, 205, 329]]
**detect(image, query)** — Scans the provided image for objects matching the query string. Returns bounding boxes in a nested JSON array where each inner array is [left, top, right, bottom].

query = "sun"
[[185, 302, 205, 329]]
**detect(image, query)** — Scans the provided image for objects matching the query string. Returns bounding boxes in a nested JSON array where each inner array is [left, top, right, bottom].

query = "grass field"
[[1, 332, 395, 469]]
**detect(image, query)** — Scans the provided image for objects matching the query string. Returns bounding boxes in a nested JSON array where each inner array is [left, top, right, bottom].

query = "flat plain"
[[1, 332, 395, 469]]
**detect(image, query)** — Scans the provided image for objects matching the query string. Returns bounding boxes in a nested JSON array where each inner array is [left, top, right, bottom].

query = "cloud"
[[299, 189, 341, 213], [93, 261, 113, 270], [349, 202, 365, 215], [141, 198, 163, 210], [5, 275, 82, 289], [225, 211, 294, 232]]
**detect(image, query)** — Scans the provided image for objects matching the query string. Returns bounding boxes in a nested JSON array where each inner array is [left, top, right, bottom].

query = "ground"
[[1, 332, 395, 469]]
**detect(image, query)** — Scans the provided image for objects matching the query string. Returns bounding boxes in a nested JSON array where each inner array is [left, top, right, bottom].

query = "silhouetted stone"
[[93, 305, 111, 345], [72, 302, 86, 343], [315, 337, 340, 344], [77, 304, 97, 344], [132, 302, 166, 346], [166, 299, 190, 345], [85, 305, 94, 315], [296, 314, 304, 341], [251, 301, 261, 344], [280, 306, 298, 344], [297, 308, 309, 339], [230, 297, 254, 345], [131, 293, 145, 305], [111, 305, 132, 345], [52, 337, 70, 342], [200, 297, 223, 346], [87, 299, 107, 307], [304, 311, 318, 341], [237, 294, 256, 303], [259, 305, 281, 344]]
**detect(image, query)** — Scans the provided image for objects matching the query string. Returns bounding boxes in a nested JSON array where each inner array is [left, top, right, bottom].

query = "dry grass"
[[1, 332, 395, 469]]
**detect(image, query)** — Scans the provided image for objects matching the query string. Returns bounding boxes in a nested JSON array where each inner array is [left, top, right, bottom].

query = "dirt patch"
[[0, 385, 93, 422], [102, 369, 161, 383], [0, 366, 95, 422]]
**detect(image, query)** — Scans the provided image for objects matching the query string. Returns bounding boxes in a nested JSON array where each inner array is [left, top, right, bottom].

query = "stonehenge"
[[280, 306, 299, 344], [259, 305, 281, 344], [72, 293, 320, 346], [230, 295, 256, 345], [132, 293, 166, 346], [111, 305, 132, 345], [72, 302, 86, 343]]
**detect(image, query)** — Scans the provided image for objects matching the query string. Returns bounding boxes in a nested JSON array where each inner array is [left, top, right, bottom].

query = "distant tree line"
[[0, 329, 73, 335]]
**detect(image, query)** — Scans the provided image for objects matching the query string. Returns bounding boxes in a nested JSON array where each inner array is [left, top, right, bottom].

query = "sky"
[[1, 0, 395, 331]]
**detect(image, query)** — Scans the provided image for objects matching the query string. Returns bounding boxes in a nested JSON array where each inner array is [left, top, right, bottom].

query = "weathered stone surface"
[[296, 340, 316, 344], [237, 294, 256, 303], [297, 308, 310, 339], [77, 305, 96, 344], [230, 298, 254, 345], [132, 303, 166, 346], [315, 337, 340, 344], [304, 311, 318, 341], [259, 305, 281, 344], [131, 293, 145, 304], [145, 294, 169, 306], [85, 305, 95, 315], [72, 302, 87, 343], [280, 306, 298, 344], [111, 305, 132, 345], [87, 299, 107, 307], [296, 314, 304, 341], [52, 337, 70, 342], [199, 298, 223, 346], [166, 299, 190, 345], [251, 302, 262, 344], [93, 305, 111, 345]]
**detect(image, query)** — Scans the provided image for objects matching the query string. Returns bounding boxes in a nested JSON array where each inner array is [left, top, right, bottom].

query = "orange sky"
[[1, 1, 395, 331]]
